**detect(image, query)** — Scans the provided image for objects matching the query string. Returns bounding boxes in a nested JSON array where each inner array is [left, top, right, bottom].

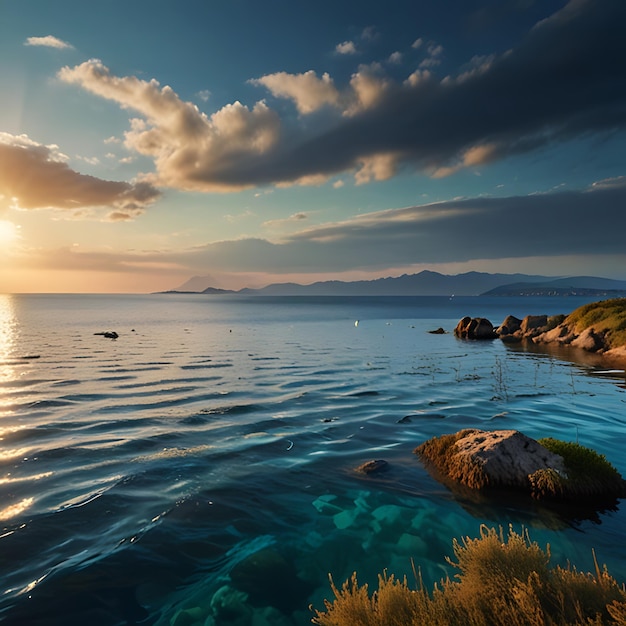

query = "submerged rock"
[[229, 548, 312, 613], [356, 459, 389, 475]]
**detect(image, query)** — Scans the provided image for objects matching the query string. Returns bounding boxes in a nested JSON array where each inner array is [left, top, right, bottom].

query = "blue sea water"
[[0, 293, 625, 625]]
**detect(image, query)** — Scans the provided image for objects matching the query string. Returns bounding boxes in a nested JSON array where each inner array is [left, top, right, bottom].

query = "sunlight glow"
[[0, 220, 19, 246]]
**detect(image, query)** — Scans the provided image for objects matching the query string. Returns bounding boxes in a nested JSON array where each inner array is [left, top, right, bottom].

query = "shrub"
[[565, 298, 626, 349], [312, 525, 626, 626], [536, 438, 626, 500]]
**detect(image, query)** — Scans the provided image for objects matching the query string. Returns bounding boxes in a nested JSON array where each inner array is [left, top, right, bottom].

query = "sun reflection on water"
[[0, 295, 18, 417]]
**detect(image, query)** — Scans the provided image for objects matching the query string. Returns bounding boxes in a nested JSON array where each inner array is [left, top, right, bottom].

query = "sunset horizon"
[[1, 0, 625, 293]]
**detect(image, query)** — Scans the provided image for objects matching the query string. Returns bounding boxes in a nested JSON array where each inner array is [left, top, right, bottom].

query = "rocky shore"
[[454, 297, 626, 367]]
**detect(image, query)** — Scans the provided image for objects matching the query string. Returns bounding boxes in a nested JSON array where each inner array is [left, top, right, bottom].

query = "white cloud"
[[59, 59, 281, 192], [412, 38, 424, 49], [336, 40, 357, 55], [25, 35, 73, 49], [354, 153, 400, 184], [197, 90, 211, 102], [345, 63, 391, 116], [250, 71, 339, 114], [404, 69, 431, 87], [388, 51, 403, 64]]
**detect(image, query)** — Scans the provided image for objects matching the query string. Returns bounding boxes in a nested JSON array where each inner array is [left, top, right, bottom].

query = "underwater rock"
[[396, 532, 429, 557], [209, 585, 250, 622], [355, 459, 389, 474], [229, 548, 312, 614], [312, 494, 343, 515], [169, 605, 206, 626], [333, 508, 361, 530]]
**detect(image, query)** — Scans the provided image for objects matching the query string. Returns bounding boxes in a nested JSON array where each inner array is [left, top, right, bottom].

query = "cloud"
[[25, 35, 73, 49], [418, 42, 444, 68], [262, 212, 308, 230], [361, 27, 378, 41], [23, 181, 626, 282], [173, 182, 626, 274], [249, 71, 339, 114], [59, 59, 280, 192], [335, 40, 357, 55], [0, 132, 160, 218], [58, 1, 626, 191]]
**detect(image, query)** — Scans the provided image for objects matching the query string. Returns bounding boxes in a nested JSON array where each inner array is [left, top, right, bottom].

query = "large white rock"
[[452, 429, 566, 488]]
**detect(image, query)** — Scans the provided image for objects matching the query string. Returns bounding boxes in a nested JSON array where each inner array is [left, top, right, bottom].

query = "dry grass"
[[312, 525, 626, 626]]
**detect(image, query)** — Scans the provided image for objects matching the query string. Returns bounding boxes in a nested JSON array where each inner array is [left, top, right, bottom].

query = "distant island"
[[158, 271, 626, 298]]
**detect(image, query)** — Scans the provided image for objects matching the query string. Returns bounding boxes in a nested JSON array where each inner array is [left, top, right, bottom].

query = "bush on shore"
[[565, 298, 626, 350], [312, 525, 626, 626]]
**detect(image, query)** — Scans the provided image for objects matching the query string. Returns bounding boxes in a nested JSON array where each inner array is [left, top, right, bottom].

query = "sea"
[[0, 293, 625, 625]]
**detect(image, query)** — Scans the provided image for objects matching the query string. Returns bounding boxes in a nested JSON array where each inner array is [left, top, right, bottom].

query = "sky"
[[0, 0, 625, 293]]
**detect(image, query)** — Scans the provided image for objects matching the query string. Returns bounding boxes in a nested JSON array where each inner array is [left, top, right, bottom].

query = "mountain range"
[[166, 271, 626, 297]]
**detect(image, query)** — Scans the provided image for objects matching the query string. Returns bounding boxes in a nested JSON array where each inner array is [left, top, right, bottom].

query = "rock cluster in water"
[[454, 298, 626, 364]]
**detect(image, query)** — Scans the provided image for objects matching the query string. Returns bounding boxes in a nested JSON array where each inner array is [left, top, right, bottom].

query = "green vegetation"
[[312, 525, 626, 626], [535, 438, 626, 500], [565, 298, 626, 349]]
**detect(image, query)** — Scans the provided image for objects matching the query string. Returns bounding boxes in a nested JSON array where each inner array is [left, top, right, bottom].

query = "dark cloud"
[[167, 181, 626, 273], [258, 0, 626, 184], [58, 0, 625, 191], [0, 133, 161, 215], [26, 182, 625, 279]]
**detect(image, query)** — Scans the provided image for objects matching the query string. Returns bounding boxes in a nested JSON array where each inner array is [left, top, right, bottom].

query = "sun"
[[0, 220, 19, 246]]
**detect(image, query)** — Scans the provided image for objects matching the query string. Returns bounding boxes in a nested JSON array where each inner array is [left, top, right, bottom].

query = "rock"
[[209, 585, 251, 622], [428, 327, 447, 334], [496, 315, 522, 336], [520, 315, 548, 334], [396, 532, 429, 557], [95, 331, 119, 339], [570, 327, 606, 351], [415, 429, 626, 502], [415, 429, 566, 492], [229, 548, 312, 613], [356, 459, 389, 474], [454, 317, 496, 339]]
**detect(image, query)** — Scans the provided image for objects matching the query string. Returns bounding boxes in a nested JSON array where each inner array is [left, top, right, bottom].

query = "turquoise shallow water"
[[0, 294, 625, 625]]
